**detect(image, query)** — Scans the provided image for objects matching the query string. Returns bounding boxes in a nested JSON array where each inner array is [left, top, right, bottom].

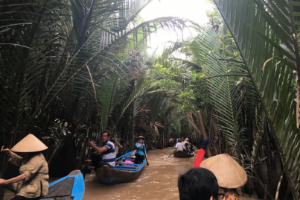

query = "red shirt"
[[193, 149, 205, 168]]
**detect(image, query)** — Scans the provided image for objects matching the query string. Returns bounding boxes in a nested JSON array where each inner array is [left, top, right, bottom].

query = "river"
[[3, 147, 259, 200]]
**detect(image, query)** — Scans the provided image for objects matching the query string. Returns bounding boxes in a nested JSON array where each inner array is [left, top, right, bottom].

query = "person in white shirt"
[[175, 139, 186, 152]]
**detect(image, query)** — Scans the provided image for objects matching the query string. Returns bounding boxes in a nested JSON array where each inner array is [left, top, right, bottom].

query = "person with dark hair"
[[175, 138, 186, 152], [87, 131, 116, 172], [0, 134, 49, 200], [178, 168, 219, 200], [134, 136, 147, 164]]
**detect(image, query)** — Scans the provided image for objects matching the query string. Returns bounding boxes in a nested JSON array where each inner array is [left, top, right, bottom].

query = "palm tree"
[[212, 0, 300, 199], [0, 0, 192, 176]]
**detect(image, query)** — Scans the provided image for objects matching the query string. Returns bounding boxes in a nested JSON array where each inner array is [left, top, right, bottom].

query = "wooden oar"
[[197, 110, 211, 157], [143, 145, 149, 166], [82, 128, 91, 178], [145, 156, 149, 166], [168, 152, 174, 157]]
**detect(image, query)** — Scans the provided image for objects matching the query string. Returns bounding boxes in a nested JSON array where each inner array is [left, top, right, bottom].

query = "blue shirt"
[[100, 140, 116, 167], [135, 142, 147, 156]]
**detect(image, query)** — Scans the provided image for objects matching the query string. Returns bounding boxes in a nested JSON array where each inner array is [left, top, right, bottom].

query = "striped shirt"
[[100, 140, 116, 167]]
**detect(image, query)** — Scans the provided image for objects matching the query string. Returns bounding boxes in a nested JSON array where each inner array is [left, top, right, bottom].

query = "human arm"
[[193, 149, 205, 168], [88, 141, 108, 153], [135, 142, 144, 150], [2, 146, 23, 166], [1, 146, 16, 157], [193, 136, 209, 168], [0, 174, 26, 185]]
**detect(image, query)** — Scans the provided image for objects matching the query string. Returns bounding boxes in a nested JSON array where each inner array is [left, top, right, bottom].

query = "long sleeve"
[[9, 153, 23, 167], [22, 155, 43, 182], [17, 153, 49, 198], [193, 149, 205, 168], [135, 142, 146, 155], [135, 142, 143, 150]]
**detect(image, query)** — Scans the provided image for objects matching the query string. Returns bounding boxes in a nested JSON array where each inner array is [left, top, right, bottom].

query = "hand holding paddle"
[[145, 155, 149, 166], [142, 145, 149, 166]]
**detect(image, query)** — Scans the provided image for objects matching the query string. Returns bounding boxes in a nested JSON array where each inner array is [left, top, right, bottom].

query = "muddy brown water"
[[4, 147, 259, 200]]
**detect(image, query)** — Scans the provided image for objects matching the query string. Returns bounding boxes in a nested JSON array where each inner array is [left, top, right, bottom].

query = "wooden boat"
[[41, 170, 85, 200], [95, 150, 145, 184], [173, 150, 194, 158]]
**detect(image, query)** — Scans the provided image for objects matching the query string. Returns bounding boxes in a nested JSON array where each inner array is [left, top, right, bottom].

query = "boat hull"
[[173, 150, 194, 158], [96, 163, 145, 184], [41, 170, 85, 200], [95, 151, 146, 184]]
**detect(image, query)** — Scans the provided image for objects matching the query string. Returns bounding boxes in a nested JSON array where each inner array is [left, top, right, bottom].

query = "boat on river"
[[95, 150, 145, 184], [41, 170, 85, 200], [173, 150, 194, 158]]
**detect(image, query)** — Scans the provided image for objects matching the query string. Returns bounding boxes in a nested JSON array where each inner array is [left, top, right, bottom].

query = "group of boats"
[[44, 149, 193, 200]]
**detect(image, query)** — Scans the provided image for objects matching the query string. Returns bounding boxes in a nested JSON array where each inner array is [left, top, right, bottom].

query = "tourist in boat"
[[87, 131, 116, 171], [178, 167, 219, 200], [175, 139, 186, 152], [187, 138, 195, 153], [168, 138, 175, 146], [0, 134, 49, 200], [193, 136, 247, 200], [134, 136, 147, 164], [183, 138, 191, 153]]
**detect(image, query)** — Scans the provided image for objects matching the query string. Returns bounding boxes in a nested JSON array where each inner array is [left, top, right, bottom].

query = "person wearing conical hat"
[[192, 136, 247, 200], [182, 138, 192, 153], [0, 134, 49, 200], [134, 136, 147, 164]]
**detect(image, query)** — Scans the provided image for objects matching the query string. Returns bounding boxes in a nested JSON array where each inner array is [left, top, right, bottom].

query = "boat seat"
[[117, 162, 140, 166]]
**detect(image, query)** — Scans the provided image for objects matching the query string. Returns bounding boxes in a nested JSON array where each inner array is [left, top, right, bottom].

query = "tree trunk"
[[197, 110, 212, 157]]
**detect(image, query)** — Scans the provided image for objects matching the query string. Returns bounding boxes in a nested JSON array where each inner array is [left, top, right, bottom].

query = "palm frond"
[[214, 0, 300, 198]]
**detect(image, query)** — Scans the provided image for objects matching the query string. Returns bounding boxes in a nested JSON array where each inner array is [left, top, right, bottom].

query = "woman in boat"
[[134, 136, 147, 164], [0, 134, 49, 200], [193, 136, 247, 200]]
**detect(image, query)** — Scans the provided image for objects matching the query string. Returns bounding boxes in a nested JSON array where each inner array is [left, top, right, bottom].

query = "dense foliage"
[[2, 0, 300, 199]]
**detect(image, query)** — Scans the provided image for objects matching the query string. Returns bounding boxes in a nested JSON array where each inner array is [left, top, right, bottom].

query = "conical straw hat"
[[11, 134, 48, 152], [182, 141, 188, 145], [200, 154, 247, 188]]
